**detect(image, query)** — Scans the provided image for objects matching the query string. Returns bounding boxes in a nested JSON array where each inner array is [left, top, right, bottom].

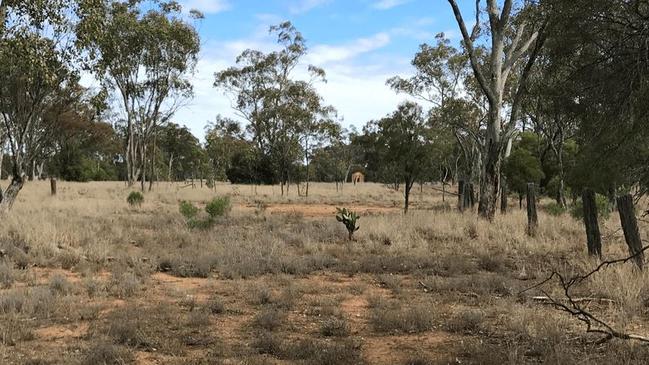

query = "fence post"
[[617, 194, 644, 269], [582, 188, 602, 258], [526, 183, 538, 236]]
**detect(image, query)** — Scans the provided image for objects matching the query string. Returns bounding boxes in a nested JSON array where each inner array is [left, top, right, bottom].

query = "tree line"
[[0, 0, 647, 217]]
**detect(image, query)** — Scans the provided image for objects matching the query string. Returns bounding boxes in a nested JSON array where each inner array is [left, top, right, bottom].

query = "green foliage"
[[126, 192, 144, 207], [335, 208, 360, 240], [214, 22, 335, 187], [570, 194, 612, 221], [179, 201, 199, 220], [503, 147, 545, 196], [205, 196, 231, 218], [544, 202, 567, 217], [179, 197, 231, 229]]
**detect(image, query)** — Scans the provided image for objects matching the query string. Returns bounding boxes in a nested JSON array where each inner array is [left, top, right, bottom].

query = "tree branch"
[[521, 244, 649, 344], [447, 0, 495, 104]]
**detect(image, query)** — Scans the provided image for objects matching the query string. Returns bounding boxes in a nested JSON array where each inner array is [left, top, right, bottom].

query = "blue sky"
[[173, 0, 474, 139]]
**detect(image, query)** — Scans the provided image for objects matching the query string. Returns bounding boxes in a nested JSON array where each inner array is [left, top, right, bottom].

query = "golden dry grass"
[[0, 180, 647, 364]]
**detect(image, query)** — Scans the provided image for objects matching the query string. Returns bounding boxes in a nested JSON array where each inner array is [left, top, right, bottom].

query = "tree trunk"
[[442, 182, 446, 202], [556, 142, 567, 208], [617, 194, 643, 270], [463, 183, 472, 211], [478, 137, 502, 221], [29, 160, 35, 181], [168, 153, 174, 183], [582, 189, 602, 258], [0, 175, 24, 214], [0, 145, 3, 180], [50, 177, 57, 196], [404, 179, 414, 214], [148, 136, 156, 192], [458, 180, 465, 212], [501, 180, 508, 214], [526, 183, 538, 236]]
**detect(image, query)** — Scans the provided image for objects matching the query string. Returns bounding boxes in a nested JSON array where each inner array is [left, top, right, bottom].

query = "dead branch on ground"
[[521, 244, 649, 344]]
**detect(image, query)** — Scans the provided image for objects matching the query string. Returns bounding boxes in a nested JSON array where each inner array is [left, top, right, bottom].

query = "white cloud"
[[372, 0, 411, 10], [289, 0, 331, 14], [171, 33, 412, 140], [182, 0, 230, 14], [306, 32, 391, 65]]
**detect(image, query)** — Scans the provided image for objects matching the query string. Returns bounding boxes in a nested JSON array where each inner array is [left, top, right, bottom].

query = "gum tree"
[[215, 22, 336, 195], [0, 0, 73, 213], [446, 0, 545, 220], [76, 0, 200, 189]]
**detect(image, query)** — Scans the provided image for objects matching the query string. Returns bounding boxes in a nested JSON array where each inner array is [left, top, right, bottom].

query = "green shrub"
[[570, 193, 612, 220], [205, 196, 231, 218], [545, 202, 567, 216], [126, 191, 144, 207], [179, 196, 230, 229], [179, 201, 199, 220]]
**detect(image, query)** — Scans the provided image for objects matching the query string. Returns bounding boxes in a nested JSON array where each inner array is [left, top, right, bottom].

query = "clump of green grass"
[[126, 191, 144, 207]]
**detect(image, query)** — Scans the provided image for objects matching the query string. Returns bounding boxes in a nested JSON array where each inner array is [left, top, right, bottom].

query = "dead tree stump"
[[526, 183, 538, 236], [582, 189, 602, 258], [617, 194, 644, 270], [50, 177, 57, 196]]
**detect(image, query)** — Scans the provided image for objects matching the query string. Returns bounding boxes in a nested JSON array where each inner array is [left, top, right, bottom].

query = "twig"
[[522, 245, 649, 344], [531, 296, 615, 304]]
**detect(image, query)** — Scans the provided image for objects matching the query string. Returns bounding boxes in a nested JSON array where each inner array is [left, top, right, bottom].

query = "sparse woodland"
[[0, 0, 649, 364]]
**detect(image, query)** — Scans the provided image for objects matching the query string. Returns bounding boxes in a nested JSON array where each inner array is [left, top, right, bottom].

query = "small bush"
[[81, 342, 134, 365], [186, 308, 210, 328], [0, 262, 15, 288], [370, 300, 434, 333], [109, 271, 141, 298], [446, 309, 484, 334], [252, 307, 286, 331], [283, 338, 363, 365], [49, 274, 73, 296], [126, 191, 144, 207], [208, 296, 226, 314], [205, 196, 231, 218], [58, 250, 81, 270], [320, 317, 350, 337], [570, 193, 611, 220], [179, 196, 230, 229], [179, 201, 199, 220], [545, 202, 567, 216]]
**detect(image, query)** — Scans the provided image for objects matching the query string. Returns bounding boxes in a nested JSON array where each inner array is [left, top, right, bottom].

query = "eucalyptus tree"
[[215, 22, 336, 195], [0, 0, 75, 213], [540, 0, 649, 198], [76, 0, 200, 189], [370, 102, 435, 214], [446, 0, 546, 220], [388, 33, 486, 191], [205, 115, 247, 181]]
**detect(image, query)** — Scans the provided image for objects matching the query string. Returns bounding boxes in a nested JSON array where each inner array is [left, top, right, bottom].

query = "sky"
[[166, 0, 474, 139]]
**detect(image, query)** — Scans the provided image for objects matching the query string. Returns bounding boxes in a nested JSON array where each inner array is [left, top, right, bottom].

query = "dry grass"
[[0, 180, 646, 364]]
